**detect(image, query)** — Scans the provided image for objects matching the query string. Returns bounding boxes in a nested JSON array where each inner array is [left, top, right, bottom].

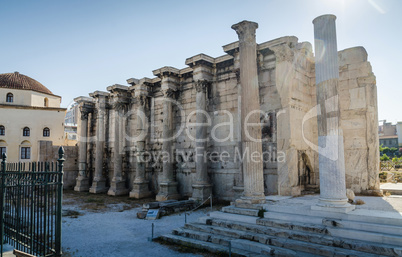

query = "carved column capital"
[[80, 107, 90, 120], [234, 69, 240, 84], [162, 88, 175, 99], [231, 21, 258, 46], [135, 95, 148, 108], [195, 80, 211, 93]]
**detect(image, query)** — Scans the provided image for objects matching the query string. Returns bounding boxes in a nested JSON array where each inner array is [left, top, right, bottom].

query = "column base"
[[108, 180, 129, 196], [233, 186, 244, 199], [190, 183, 212, 202], [311, 197, 355, 213], [129, 181, 153, 199], [89, 179, 108, 194], [156, 182, 180, 202], [235, 195, 266, 209], [74, 177, 90, 192]]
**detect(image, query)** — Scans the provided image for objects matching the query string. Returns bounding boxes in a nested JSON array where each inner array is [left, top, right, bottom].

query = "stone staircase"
[[160, 204, 402, 256]]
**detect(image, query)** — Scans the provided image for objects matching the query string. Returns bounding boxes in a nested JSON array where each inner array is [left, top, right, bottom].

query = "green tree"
[[381, 154, 390, 161]]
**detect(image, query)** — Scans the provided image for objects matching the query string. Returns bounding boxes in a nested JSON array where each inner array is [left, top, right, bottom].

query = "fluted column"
[[89, 92, 108, 194], [74, 102, 90, 192], [155, 88, 180, 201], [312, 14, 354, 212], [130, 92, 152, 198], [232, 20, 265, 205], [107, 85, 130, 196]]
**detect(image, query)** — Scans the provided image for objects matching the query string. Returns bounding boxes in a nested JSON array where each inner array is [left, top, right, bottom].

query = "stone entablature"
[[73, 21, 380, 200]]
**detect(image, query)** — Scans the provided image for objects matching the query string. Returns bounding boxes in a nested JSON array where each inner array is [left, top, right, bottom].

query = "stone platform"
[[160, 195, 402, 256], [381, 183, 402, 195]]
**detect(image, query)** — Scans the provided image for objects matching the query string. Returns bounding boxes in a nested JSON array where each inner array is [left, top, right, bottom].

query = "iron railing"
[[1, 147, 64, 257]]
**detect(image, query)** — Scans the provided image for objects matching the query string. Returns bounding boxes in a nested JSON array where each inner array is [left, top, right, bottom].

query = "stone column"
[[191, 80, 212, 201], [151, 68, 180, 201], [185, 55, 214, 201], [107, 85, 130, 196], [312, 15, 354, 212], [89, 92, 108, 194], [74, 99, 91, 192], [232, 20, 265, 205], [129, 85, 152, 199], [155, 88, 180, 201]]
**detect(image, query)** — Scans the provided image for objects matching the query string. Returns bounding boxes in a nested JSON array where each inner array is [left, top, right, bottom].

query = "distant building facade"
[[0, 72, 66, 162], [379, 120, 400, 149], [65, 102, 79, 124], [396, 122, 402, 148]]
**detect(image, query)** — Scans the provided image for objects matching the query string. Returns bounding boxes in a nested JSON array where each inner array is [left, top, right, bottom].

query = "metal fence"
[[1, 147, 64, 257]]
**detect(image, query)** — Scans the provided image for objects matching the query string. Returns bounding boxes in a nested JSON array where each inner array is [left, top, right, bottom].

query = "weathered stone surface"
[[346, 189, 355, 202]]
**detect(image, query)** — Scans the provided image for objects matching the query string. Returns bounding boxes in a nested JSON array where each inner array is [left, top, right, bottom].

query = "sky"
[[0, 0, 401, 123]]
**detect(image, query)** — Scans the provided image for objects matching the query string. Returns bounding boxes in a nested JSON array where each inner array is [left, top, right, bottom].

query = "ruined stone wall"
[[338, 47, 380, 194], [38, 140, 78, 189], [75, 35, 379, 200]]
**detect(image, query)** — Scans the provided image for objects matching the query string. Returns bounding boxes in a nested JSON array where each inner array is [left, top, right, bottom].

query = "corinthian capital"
[[195, 80, 211, 93], [162, 88, 175, 98], [135, 95, 148, 108], [231, 20, 258, 45]]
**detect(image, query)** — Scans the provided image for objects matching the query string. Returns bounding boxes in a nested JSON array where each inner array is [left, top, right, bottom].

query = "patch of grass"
[[85, 198, 105, 204], [258, 208, 267, 218], [62, 210, 83, 218], [385, 191, 392, 197], [354, 199, 365, 205]]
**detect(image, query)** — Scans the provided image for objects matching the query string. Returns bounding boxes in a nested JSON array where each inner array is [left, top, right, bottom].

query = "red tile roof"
[[0, 72, 53, 95]]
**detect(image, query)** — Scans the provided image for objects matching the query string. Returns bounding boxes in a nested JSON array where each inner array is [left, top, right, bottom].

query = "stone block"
[[338, 47, 368, 66]]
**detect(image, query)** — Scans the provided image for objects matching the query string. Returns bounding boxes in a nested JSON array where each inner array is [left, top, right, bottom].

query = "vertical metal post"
[[229, 241, 232, 257], [55, 147, 64, 257], [185, 212, 187, 224], [1, 153, 6, 257], [210, 194, 212, 212], [151, 223, 154, 241]]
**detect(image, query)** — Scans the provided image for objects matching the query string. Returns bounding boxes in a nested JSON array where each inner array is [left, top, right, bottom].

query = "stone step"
[[160, 234, 258, 256], [176, 226, 313, 257], [222, 206, 261, 217], [181, 223, 389, 257], [263, 205, 402, 226], [208, 219, 400, 257], [262, 211, 402, 245], [209, 211, 259, 224], [258, 216, 402, 237]]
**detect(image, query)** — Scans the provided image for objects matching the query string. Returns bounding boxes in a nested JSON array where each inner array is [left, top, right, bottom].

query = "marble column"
[[74, 103, 90, 192], [312, 14, 354, 212], [89, 92, 108, 194], [191, 80, 212, 201], [156, 87, 180, 201], [108, 99, 129, 196], [130, 94, 152, 199], [232, 20, 265, 205]]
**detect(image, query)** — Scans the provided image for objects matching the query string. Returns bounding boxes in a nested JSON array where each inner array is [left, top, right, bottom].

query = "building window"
[[6, 93, 13, 103], [43, 127, 50, 137], [44, 98, 48, 107], [0, 126, 4, 136], [23, 127, 30, 137], [0, 147, 6, 157], [21, 147, 31, 159]]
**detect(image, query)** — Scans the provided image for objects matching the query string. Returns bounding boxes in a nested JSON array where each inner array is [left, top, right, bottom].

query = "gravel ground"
[[61, 191, 219, 257]]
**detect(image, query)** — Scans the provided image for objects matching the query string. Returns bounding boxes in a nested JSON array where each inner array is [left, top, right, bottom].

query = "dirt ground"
[[61, 190, 227, 257]]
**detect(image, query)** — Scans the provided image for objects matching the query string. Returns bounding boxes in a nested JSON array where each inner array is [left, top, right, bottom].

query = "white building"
[[0, 72, 66, 162]]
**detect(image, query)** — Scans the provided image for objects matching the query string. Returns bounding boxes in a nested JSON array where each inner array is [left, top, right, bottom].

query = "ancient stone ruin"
[[73, 15, 380, 203]]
